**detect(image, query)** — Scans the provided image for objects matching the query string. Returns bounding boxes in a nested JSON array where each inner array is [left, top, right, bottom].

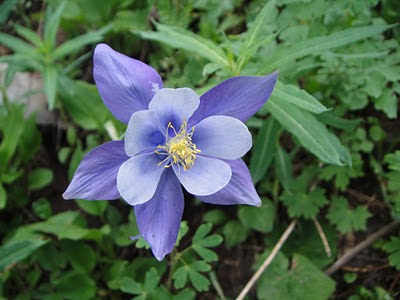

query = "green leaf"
[[239, 198, 276, 233], [43, 1, 66, 48], [144, 268, 160, 292], [192, 244, 218, 262], [241, 0, 276, 51], [0, 105, 24, 168], [55, 272, 95, 300], [76, 200, 108, 216], [0, 183, 6, 210], [18, 114, 42, 162], [14, 24, 43, 47], [275, 145, 293, 190], [43, 64, 58, 109], [0, 0, 18, 24], [249, 118, 280, 183], [327, 196, 371, 233], [203, 209, 227, 225], [32, 198, 52, 219], [173, 266, 189, 289], [138, 22, 230, 68], [60, 78, 111, 130], [316, 112, 361, 132], [186, 261, 211, 292], [193, 223, 213, 243], [281, 188, 328, 219], [222, 220, 249, 248], [260, 23, 396, 73], [267, 96, 344, 165], [61, 240, 96, 273], [0, 32, 36, 54], [53, 26, 110, 60], [0, 239, 47, 272], [28, 168, 54, 191], [375, 89, 397, 119], [382, 237, 400, 270], [257, 253, 335, 300], [119, 277, 142, 294], [274, 81, 329, 114]]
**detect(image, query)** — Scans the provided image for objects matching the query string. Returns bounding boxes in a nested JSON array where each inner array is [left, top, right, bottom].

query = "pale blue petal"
[[125, 110, 165, 156], [149, 88, 200, 130], [117, 153, 165, 205], [198, 159, 261, 206], [193, 115, 252, 160], [135, 170, 183, 261], [174, 156, 231, 196]]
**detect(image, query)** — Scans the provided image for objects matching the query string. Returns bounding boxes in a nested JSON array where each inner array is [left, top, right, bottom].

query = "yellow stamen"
[[156, 119, 201, 171]]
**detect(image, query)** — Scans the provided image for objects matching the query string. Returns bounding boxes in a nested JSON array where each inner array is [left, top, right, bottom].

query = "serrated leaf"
[[249, 117, 280, 183], [222, 220, 249, 248], [375, 89, 397, 119], [55, 272, 95, 300], [327, 196, 371, 233], [257, 253, 335, 300], [281, 188, 328, 219], [239, 198, 276, 233], [382, 237, 400, 270]]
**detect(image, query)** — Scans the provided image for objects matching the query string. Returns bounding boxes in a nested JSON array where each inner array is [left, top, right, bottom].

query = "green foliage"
[[256, 253, 336, 300], [1, 0, 399, 298], [381, 236, 400, 270], [327, 197, 371, 233]]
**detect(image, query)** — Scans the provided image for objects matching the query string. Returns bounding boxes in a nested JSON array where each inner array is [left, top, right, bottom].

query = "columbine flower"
[[63, 43, 277, 261]]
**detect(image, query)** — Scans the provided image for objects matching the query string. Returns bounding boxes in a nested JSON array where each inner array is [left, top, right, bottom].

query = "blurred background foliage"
[[0, 0, 399, 299]]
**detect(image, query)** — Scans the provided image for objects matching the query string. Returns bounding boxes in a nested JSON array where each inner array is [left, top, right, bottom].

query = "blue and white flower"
[[63, 44, 277, 260]]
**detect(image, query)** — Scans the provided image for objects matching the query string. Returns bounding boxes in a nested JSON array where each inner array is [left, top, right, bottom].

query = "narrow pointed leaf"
[[138, 22, 230, 68], [259, 24, 396, 73], [274, 81, 329, 114], [43, 64, 58, 109], [249, 118, 280, 183], [266, 96, 344, 165], [43, 1, 66, 48]]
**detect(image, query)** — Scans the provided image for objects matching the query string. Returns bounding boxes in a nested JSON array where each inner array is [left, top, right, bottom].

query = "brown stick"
[[236, 220, 297, 300], [325, 219, 400, 275]]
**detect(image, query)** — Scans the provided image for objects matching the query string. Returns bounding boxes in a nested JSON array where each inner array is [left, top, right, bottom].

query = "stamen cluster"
[[156, 119, 201, 171]]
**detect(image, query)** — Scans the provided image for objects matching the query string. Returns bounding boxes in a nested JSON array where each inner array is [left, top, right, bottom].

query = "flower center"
[[156, 119, 201, 171]]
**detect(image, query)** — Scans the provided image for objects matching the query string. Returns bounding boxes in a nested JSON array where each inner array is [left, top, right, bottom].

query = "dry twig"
[[236, 220, 297, 300], [325, 219, 400, 275]]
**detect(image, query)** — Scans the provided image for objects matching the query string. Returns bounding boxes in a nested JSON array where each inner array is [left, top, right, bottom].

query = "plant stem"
[[236, 219, 297, 300]]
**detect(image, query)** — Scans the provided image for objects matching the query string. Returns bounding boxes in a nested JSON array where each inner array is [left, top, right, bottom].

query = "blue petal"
[[117, 153, 165, 205], [192, 115, 252, 160], [125, 110, 165, 156], [149, 88, 200, 129], [63, 141, 128, 200], [174, 156, 231, 196], [93, 44, 163, 124], [197, 159, 261, 206], [189, 73, 278, 126], [135, 170, 184, 261]]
